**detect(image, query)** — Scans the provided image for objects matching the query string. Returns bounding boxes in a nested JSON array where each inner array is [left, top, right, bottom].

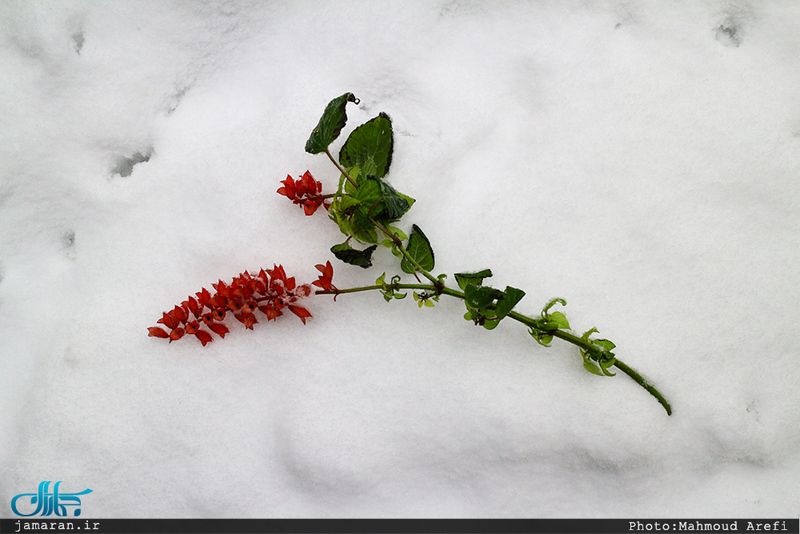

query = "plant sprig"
[[149, 93, 672, 417]]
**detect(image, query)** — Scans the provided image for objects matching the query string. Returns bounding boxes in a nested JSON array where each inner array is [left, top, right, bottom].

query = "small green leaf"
[[339, 112, 393, 178], [599, 357, 617, 376], [548, 311, 570, 330], [454, 269, 493, 291], [529, 329, 553, 347], [593, 339, 616, 351], [305, 93, 358, 154], [542, 298, 567, 318], [582, 355, 605, 376], [330, 242, 378, 268], [581, 327, 600, 341], [482, 319, 500, 330], [400, 224, 435, 274], [495, 286, 525, 321]]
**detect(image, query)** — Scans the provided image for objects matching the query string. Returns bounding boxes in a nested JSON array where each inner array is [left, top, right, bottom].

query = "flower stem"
[[316, 281, 672, 415]]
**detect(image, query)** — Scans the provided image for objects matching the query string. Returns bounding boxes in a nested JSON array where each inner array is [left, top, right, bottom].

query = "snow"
[[2, 0, 799, 519]]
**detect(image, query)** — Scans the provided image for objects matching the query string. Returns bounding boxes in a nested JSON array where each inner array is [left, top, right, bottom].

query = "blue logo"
[[11, 481, 92, 517]]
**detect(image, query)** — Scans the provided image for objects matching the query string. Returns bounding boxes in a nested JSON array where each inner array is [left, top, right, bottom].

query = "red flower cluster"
[[148, 262, 334, 346], [277, 171, 328, 215]]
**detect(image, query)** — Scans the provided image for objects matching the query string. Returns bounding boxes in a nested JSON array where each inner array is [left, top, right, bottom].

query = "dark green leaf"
[[454, 269, 493, 291], [464, 284, 504, 309], [339, 112, 393, 178], [495, 286, 525, 320], [330, 242, 377, 269], [377, 180, 411, 222], [305, 93, 358, 154], [400, 224, 435, 274]]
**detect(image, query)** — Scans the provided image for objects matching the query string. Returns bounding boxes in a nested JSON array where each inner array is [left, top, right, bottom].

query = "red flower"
[[277, 171, 329, 215], [312, 261, 337, 293], [148, 264, 317, 346]]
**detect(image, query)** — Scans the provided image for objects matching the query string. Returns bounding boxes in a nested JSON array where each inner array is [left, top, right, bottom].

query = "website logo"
[[11, 481, 92, 517]]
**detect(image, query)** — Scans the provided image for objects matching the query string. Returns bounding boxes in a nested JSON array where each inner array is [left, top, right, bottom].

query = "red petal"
[[195, 330, 213, 346], [148, 326, 169, 338], [316, 261, 333, 279], [158, 312, 178, 330], [259, 305, 282, 320], [196, 288, 212, 307], [185, 297, 202, 317], [172, 305, 187, 324], [169, 327, 185, 341], [303, 201, 322, 216], [288, 305, 312, 324], [209, 323, 229, 338], [185, 320, 199, 334]]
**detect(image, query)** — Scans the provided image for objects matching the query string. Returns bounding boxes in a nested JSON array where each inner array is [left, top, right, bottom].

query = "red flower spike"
[[195, 330, 213, 346], [148, 327, 170, 338], [150, 262, 319, 346]]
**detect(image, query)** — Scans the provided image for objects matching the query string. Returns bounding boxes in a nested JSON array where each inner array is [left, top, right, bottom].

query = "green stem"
[[316, 282, 672, 415], [370, 218, 443, 289], [325, 149, 357, 188]]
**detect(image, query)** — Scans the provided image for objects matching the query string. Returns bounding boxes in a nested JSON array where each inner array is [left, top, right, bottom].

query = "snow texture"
[[1, 0, 799, 518]]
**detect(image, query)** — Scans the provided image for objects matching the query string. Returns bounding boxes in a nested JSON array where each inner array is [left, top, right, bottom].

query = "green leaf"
[[581, 327, 600, 341], [454, 269, 493, 291], [482, 319, 500, 330], [339, 112, 393, 178], [495, 286, 525, 321], [548, 311, 570, 330], [305, 93, 359, 154], [330, 242, 378, 268], [464, 284, 504, 309], [400, 224, 435, 274], [529, 328, 553, 347], [599, 357, 617, 376], [377, 180, 411, 222], [582, 355, 605, 376]]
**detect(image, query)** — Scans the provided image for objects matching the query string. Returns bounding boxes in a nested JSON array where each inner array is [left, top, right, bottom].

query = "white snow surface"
[[2, 0, 799, 518]]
